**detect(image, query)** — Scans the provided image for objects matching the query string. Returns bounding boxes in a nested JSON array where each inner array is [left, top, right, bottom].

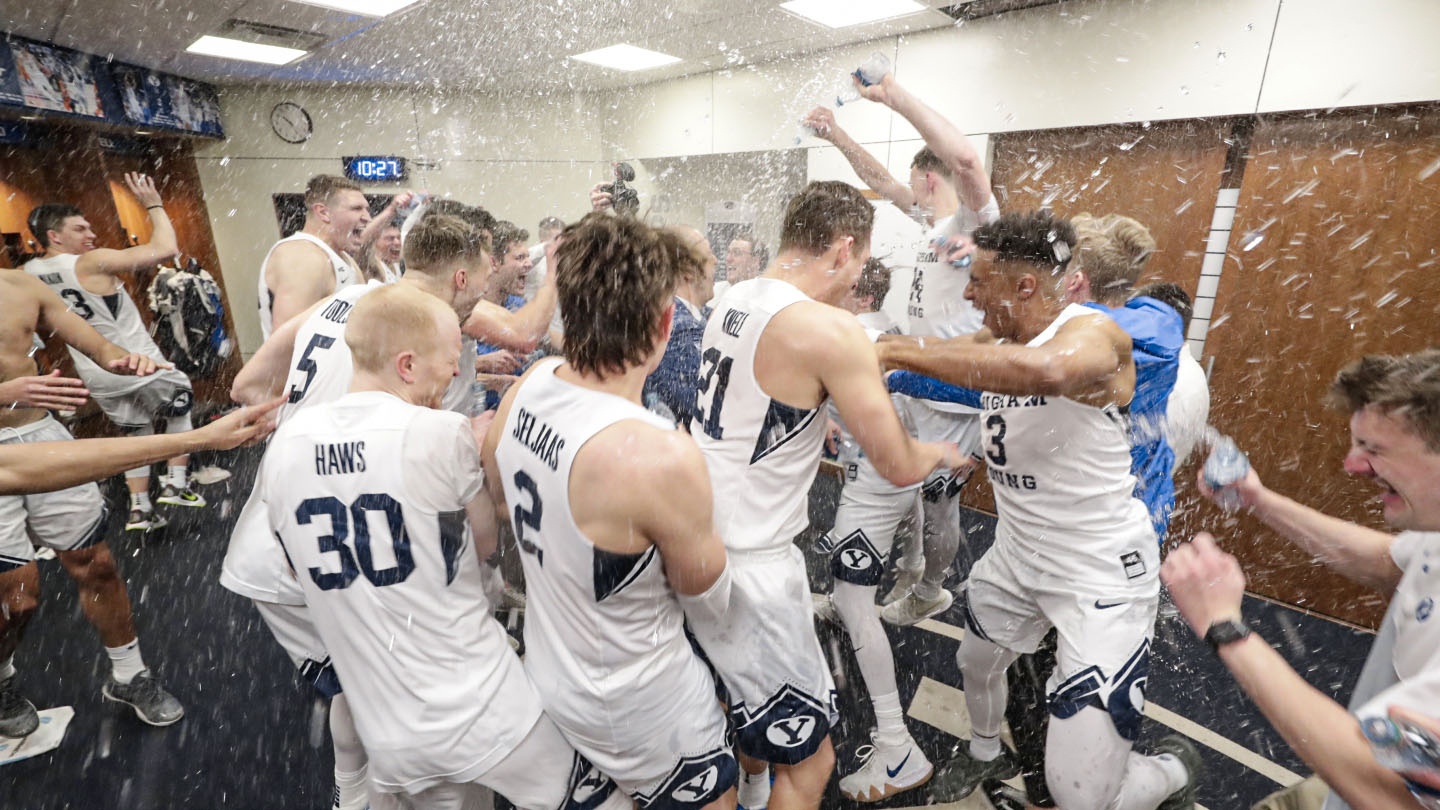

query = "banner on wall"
[[111, 63, 222, 136], [0, 38, 105, 118]]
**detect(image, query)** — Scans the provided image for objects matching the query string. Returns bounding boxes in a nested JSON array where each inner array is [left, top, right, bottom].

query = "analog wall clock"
[[271, 102, 313, 144]]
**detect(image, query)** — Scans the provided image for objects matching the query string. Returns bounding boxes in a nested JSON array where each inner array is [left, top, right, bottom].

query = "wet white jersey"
[[24, 254, 168, 398], [695, 279, 828, 553], [493, 360, 707, 741], [903, 198, 1001, 415], [263, 392, 540, 790], [277, 281, 385, 425], [441, 335, 477, 415], [981, 303, 1157, 589], [257, 231, 360, 340]]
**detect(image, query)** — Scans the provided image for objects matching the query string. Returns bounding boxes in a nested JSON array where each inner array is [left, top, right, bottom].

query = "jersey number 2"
[[511, 471, 544, 565], [295, 494, 415, 590], [694, 348, 734, 440]]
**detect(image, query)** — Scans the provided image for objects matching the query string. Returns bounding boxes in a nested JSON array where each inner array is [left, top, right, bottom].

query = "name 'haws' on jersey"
[[693, 278, 828, 554], [980, 303, 1155, 577]]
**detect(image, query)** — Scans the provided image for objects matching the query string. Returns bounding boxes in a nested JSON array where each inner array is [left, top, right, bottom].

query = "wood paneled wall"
[[0, 127, 242, 431], [1203, 107, 1440, 627]]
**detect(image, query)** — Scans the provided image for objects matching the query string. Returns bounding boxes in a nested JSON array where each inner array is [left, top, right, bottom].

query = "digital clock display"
[[343, 156, 406, 182]]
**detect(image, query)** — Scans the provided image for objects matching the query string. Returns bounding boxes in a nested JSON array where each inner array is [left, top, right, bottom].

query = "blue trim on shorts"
[[634, 749, 738, 809], [65, 504, 110, 551], [0, 552, 32, 573], [731, 683, 835, 765], [1047, 639, 1150, 742], [961, 594, 994, 643], [299, 656, 342, 698], [562, 752, 619, 810]]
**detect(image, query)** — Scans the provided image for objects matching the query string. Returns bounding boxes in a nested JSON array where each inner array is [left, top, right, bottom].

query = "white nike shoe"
[[880, 587, 952, 626], [811, 593, 840, 625], [881, 566, 923, 606], [191, 465, 231, 486], [839, 732, 934, 802]]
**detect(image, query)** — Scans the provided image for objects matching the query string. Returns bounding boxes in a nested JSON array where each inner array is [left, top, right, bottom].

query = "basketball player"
[[804, 69, 1000, 629], [25, 174, 208, 532], [876, 211, 1198, 810], [227, 214, 490, 810], [257, 174, 369, 341], [0, 269, 179, 738], [814, 258, 965, 801], [691, 181, 961, 810], [263, 285, 623, 810], [485, 214, 737, 809]]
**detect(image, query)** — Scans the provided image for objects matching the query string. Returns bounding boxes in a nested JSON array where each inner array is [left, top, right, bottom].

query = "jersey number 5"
[[289, 334, 335, 403], [694, 348, 734, 440], [295, 493, 415, 590]]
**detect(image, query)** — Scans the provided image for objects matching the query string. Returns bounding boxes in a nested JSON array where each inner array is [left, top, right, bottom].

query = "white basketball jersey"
[[257, 231, 360, 340], [441, 335, 478, 415], [905, 197, 1001, 414], [24, 254, 168, 398], [263, 392, 540, 789], [276, 280, 385, 425], [695, 279, 828, 554], [981, 304, 1156, 585], [494, 359, 711, 741]]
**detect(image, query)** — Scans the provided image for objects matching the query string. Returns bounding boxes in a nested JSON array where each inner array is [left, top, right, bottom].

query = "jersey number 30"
[[296, 494, 415, 590]]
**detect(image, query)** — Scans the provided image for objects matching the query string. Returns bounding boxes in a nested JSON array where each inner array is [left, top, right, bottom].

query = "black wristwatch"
[[1204, 618, 1251, 651]]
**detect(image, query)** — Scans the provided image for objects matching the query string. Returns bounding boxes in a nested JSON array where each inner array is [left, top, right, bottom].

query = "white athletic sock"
[[129, 491, 152, 511], [334, 764, 368, 810], [0, 654, 15, 681], [166, 464, 188, 490], [738, 766, 771, 808], [106, 639, 146, 684], [873, 691, 909, 747], [969, 732, 1001, 762], [1152, 752, 1189, 794]]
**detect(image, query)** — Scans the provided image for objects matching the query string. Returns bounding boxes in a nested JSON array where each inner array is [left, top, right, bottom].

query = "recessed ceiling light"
[[186, 35, 308, 65], [780, 0, 927, 29], [289, 0, 423, 16], [570, 44, 681, 72]]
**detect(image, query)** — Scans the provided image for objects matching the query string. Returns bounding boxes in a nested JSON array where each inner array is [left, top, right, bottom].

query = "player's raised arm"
[[803, 106, 916, 210], [31, 275, 162, 376], [463, 252, 558, 353], [77, 173, 179, 276], [808, 307, 957, 487]]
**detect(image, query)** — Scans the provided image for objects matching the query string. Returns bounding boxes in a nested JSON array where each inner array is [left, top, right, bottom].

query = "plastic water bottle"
[[1202, 434, 1251, 511], [1360, 715, 1440, 776], [470, 379, 487, 419], [835, 52, 892, 106], [793, 122, 819, 146]]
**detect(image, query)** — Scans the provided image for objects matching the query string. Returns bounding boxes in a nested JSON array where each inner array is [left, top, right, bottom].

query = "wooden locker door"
[[1204, 108, 1440, 627]]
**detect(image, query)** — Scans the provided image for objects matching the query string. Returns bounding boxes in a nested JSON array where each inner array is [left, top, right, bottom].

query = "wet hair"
[[402, 214, 490, 278], [1072, 213, 1156, 304], [854, 259, 891, 311], [555, 213, 678, 379], [27, 203, 84, 249], [778, 181, 874, 255], [424, 199, 495, 243], [491, 221, 530, 260], [1134, 281, 1193, 334], [972, 209, 1075, 276], [728, 230, 756, 251], [345, 284, 452, 375], [1327, 349, 1440, 452], [303, 174, 363, 209], [910, 146, 955, 183], [659, 226, 710, 287], [538, 216, 564, 236]]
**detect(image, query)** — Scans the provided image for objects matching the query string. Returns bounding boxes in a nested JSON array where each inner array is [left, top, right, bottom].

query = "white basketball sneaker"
[[839, 731, 934, 803]]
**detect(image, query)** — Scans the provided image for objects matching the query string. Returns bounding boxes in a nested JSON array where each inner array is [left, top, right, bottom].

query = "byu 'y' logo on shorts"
[[571, 764, 608, 803], [670, 765, 719, 802], [840, 548, 873, 571], [766, 716, 817, 748]]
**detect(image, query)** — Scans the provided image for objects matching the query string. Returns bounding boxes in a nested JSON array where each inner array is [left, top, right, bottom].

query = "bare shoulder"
[[769, 300, 868, 361], [263, 239, 329, 278], [584, 419, 706, 489], [1062, 310, 1131, 349], [0, 269, 50, 303]]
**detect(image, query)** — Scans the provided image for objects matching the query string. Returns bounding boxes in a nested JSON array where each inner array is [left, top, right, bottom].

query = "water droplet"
[[1245, 22, 1254, 31], [1216, 49, 1227, 63], [1239, 231, 1264, 251], [1179, 85, 1190, 96]]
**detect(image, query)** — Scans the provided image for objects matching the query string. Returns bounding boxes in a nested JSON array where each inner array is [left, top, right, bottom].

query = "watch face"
[[271, 102, 312, 144]]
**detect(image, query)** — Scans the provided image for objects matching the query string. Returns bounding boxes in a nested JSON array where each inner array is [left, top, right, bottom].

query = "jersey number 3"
[[296, 494, 415, 590], [60, 289, 95, 321]]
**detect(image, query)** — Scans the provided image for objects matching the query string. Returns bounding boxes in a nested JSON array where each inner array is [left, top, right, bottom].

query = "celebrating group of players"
[[0, 69, 1218, 810]]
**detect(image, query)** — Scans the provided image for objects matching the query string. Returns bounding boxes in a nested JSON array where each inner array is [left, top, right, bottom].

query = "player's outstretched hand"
[[801, 106, 838, 140], [0, 371, 90, 410], [469, 409, 497, 451], [107, 351, 170, 377], [124, 172, 163, 208], [1160, 532, 1247, 639], [1196, 466, 1265, 511], [477, 350, 523, 375], [933, 234, 978, 269], [197, 397, 285, 450], [589, 182, 614, 212], [855, 72, 896, 106]]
